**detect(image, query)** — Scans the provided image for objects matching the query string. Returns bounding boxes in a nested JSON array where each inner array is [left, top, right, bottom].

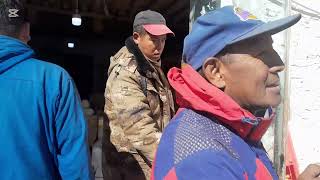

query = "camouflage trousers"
[[102, 152, 151, 180]]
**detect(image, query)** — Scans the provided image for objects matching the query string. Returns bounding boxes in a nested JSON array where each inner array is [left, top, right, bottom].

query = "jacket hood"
[[168, 64, 275, 141], [0, 35, 34, 74]]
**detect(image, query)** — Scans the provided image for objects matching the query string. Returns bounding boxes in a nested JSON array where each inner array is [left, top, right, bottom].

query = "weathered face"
[[133, 31, 166, 61], [204, 35, 285, 109]]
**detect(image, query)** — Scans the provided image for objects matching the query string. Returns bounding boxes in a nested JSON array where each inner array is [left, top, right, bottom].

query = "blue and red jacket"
[[152, 64, 278, 180]]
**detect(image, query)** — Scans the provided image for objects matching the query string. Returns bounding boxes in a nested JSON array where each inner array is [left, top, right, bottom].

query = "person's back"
[[0, 1, 91, 179]]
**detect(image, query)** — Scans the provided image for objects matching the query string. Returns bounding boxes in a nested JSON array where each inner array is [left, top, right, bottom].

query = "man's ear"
[[18, 22, 31, 44], [202, 57, 226, 89], [133, 32, 140, 44]]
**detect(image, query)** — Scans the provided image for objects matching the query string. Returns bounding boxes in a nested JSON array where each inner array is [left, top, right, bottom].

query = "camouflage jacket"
[[104, 37, 175, 164]]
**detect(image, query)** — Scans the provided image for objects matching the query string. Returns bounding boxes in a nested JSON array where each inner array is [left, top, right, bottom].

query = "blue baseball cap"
[[183, 6, 301, 70]]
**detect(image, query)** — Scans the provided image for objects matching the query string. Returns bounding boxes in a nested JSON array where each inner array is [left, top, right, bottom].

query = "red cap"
[[143, 24, 175, 36]]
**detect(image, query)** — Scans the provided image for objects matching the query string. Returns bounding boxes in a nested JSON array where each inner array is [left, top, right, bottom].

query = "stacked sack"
[[81, 99, 104, 179], [81, 99, 98, 148]]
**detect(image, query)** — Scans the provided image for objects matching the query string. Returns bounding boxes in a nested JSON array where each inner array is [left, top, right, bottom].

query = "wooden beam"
[[129, 0, 155, 19], [141, 0, 156, 11], [173, 6, 189, 24], [159, 0, 177, 13], [103, 0, 111, 16], [25, 4, 129, 22], [112, 0, 131, 16], [168, 1, 188, 18]]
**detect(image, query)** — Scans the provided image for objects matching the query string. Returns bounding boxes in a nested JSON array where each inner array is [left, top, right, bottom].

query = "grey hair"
[[133, 25, 146, 35], [0, 0, 26, 38]]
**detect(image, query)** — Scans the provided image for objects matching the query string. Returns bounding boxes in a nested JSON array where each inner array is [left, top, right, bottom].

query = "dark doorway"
[[34, 50, 94, 100], [59, 54, 94, 99], [27, 0, 189, 110]]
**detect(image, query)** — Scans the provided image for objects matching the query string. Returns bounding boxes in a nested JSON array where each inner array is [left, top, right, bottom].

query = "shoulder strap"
[[139, 75, 148, 97]]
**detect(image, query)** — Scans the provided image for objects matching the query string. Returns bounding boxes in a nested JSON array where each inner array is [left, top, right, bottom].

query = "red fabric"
[[248, 117, 273, 142], [243, 172, 249, 180], [151, 153, 156, 180], [255, 159, 273, 180], [167, 64, 274, 141], [164, 168, 178, 180], [286, 131, 299, 180]]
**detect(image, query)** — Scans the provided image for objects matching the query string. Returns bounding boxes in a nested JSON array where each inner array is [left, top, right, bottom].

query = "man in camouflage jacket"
[[103, 10, 175, 180]]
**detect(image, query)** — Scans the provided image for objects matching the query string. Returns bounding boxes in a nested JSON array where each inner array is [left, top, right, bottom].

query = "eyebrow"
[[150, 35, 166, 40]]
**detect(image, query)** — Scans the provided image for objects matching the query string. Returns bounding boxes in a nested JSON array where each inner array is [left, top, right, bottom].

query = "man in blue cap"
[[152, 6, 320, 180], [0, 0, 92, 179]]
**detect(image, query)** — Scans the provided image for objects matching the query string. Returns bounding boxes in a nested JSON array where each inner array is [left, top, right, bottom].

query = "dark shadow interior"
[[27, 0, 189, 107]]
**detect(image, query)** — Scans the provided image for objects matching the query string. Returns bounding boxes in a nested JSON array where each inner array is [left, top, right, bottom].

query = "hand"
[[298, 164, 320, 180]]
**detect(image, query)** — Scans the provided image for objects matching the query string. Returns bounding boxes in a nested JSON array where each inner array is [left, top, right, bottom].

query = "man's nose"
[[261, 49, 285, 68], [269, 65, 285, 74]]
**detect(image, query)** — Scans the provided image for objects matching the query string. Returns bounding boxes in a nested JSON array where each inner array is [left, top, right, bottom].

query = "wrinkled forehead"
[[223, 35, 284, 67], [148, 33, 167, 39]]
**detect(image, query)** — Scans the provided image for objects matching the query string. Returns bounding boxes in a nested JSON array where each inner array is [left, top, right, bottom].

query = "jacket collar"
[[168, 64, 275, 142], [125, 36, 155, 77]]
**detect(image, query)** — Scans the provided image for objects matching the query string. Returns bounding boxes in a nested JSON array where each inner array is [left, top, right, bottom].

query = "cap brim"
[[231, 14, 301, 44], [143, 24, 175, 36]]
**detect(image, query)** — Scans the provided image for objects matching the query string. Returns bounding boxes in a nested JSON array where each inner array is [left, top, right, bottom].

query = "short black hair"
[[133, 25, 146, 35], [0, 0, 28, 37], [196, 48, 233, 74]]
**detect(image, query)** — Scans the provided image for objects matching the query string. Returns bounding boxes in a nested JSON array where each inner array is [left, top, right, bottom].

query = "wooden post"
[[189, 0, 221, 32], [274, 0, 292, 179], [189, 0, 196, 32]]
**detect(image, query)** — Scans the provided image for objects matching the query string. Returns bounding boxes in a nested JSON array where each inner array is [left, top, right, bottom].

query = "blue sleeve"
[[175, 150, 246, 180], [55, 78, 92, 180]]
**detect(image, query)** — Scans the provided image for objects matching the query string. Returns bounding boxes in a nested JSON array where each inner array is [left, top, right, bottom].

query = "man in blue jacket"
[[152, 6, 320, 180], [0, 0, 92, 179]]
